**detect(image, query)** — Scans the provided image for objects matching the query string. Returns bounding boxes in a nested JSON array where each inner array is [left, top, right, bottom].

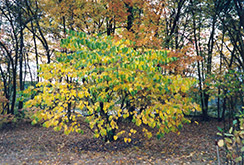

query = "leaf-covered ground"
[[0, 120, 226, 164]]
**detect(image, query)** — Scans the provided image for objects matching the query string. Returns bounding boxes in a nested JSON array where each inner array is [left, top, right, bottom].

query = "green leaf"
[[229, 127, 233, 133], [31, 120, 37, 125], [217, 126, 223, 132], [224, 137, 232, 143], [233, 120, 238, 125], [64, 130, 69, 135], [224, 133, 234, 137], [77, 129, 84, 134], [235, 156, 242, 162], [80, 39, 84, 45], [122, 47, 128, 53], [43, 122, 47, 128], [216, 132, 222, 136], [54, 126, 61, 132]]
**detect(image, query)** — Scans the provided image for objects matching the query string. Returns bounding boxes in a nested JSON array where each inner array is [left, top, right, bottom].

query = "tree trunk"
[[18, 3, 24, 110], [100, 102, 115, 142]]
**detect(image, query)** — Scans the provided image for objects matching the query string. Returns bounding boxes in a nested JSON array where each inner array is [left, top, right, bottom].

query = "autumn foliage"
[[40, 0, 164, 49], [25, 31, 200, 142]]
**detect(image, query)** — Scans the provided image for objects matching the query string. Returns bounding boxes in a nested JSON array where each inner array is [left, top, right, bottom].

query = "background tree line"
[[0, 0, 243, 124]]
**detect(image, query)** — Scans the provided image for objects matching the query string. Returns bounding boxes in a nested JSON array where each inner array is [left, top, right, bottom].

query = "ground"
[[0, 120, 226, 164]]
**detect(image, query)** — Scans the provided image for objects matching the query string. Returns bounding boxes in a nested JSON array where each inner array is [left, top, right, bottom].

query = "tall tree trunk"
[[191, 0, 208, 120], [125, 3, 134, 31], [18, 2, 24, 110], [30, 19, 39, 82]]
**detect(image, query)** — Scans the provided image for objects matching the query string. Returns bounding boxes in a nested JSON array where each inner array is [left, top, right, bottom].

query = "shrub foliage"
[[25, 31, 200, 142]]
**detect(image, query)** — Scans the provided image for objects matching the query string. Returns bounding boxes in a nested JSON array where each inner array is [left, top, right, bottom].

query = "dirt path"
[[0, 120, 225, 164]]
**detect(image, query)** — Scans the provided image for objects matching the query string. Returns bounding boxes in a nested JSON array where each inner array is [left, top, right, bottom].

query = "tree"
[[24, 0, 53, 64], [205, 0, 244, 121], [0, 0, 27, 113]]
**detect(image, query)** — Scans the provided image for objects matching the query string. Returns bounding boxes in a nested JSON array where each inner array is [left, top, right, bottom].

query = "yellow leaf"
[[130, 129, 137, 134], [147, 132, 152, 139], [100, 128, 107, 136], [136, 119, 142, 126], [114, 136, 118, 140], [110, 120, 117, 129], [94, 133, 100, 138], [127, 138, 131, 143], [218, 139, 224, 147]]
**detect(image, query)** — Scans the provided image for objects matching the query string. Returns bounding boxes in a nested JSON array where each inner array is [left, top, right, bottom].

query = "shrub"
[[218, 108, 244, 163], [25, 31, 200, 142]]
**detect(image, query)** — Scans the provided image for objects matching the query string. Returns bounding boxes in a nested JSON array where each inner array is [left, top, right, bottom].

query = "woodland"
[[0, 0, 244, 164]]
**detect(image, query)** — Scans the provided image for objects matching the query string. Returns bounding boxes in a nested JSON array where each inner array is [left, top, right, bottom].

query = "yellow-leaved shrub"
[[25, 31, 200, 142]]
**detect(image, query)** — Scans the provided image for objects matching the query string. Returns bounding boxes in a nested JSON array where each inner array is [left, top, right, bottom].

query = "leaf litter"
[[0, 120, 226, 164]]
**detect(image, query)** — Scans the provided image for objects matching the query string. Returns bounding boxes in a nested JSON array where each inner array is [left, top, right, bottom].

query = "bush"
[[25, 31, 200, 142], [218, 108, 244, 163]]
